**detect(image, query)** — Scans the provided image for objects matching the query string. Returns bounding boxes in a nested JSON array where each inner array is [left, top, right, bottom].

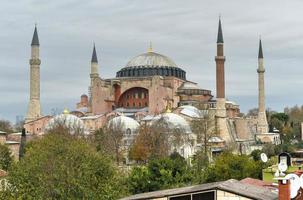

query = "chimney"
[[278, 178, 291, 200]]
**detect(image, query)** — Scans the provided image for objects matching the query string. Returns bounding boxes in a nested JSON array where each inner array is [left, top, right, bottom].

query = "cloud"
[[1, 0, 303, 122]]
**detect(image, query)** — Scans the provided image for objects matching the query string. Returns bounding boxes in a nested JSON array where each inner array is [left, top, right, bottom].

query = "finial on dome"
[[63, 108, 69, 114], [148, 41, 153, 53]]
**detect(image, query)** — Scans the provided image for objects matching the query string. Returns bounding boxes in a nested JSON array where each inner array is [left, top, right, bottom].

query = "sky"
[[1, 0, 303, 123]]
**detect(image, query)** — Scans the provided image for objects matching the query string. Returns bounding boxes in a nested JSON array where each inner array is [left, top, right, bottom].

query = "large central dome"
[[126, 52, 177, 68], [116, 48, 186, 80]]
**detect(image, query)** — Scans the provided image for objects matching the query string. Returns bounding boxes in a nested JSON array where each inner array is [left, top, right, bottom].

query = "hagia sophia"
[[10, 18, 281, 161]]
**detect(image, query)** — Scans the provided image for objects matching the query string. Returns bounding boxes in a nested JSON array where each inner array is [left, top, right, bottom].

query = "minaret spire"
[[258, 39, 263, 59], [31, 24, 40, 46], [91, 43, 98, 63], [26, 25, 42, 122], [217, 17, 224, 44], [257, 38, 268, 133]]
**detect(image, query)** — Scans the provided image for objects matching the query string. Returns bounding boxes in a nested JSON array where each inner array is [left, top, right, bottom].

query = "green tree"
[[128, 153, 192, 194], [250, 149, 262, 161], [204, 151, 261, 182], [262, 143, 276, 158], [0, 120, 13, 133], [0, 144, 12, 171], [2, 132, 127, 199]]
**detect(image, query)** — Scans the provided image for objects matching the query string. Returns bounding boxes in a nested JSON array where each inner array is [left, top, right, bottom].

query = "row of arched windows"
[[116, 66, 186, 80]]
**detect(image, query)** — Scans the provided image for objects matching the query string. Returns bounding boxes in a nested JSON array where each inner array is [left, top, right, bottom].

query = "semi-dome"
[[154, 112, 191, 133], [108, 115, 140, 133], [116, 49, 186, 80], [46, 113, 86, 134]]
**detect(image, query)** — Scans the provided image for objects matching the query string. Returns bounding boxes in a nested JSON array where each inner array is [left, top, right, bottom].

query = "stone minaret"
[[25, 25, 41, 122], [88, 44, 99, 112], [257, 39, 269, 133], [215, 18, 230, 141], [90, 44, 99, 85]]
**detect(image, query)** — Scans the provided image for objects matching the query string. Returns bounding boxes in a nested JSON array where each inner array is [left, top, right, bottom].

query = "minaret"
[[215, 18, 230, 142], [257, 39, 269, 133], [215, 18, 226, 118], [216, 17, 225, 99], [90, 44, 99, 86], [25, 25, 41, 122], [88, 44, 99, 113]]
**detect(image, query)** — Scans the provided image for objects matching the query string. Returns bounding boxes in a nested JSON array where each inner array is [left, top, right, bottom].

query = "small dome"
[[179, 105, 203, 118], [108, 115, 140, 132], [46, 114, 86, 134], [126, 52, 177, 68], [155, 112, 191, 133]]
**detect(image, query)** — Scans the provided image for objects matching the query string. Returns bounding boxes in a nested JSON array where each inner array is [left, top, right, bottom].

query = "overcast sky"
[[1, 0, 303, 123]]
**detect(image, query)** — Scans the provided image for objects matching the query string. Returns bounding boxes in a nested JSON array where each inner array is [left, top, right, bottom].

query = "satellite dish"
[[278, 162, 288, 172], [260, 153, 268, 163], [299, 174, 303, 188], [285, 174, 300, 199]]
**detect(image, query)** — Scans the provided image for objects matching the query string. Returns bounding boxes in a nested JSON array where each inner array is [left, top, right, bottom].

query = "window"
[[170, 195, 190, 200], [139, 103, 142, 107], [145, 102, 148, 107], [133, 102, 136, 107], [126, 128, 131, 135], [127, 102, 129, 107], [192, 191, 215, 200]]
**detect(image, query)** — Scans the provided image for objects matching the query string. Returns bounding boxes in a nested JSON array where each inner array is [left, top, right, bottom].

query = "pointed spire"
[[258, 38, 263, 59], [31, 24, 40, 46], [217, 17, 224, 43], [91, 43, 98, 63]]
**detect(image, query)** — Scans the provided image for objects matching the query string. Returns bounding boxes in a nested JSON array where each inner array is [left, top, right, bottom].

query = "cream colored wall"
[[217, 190, 252, 200]]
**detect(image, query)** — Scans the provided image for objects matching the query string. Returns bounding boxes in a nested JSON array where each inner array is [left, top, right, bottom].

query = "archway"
[[117, 87, 149, 109]]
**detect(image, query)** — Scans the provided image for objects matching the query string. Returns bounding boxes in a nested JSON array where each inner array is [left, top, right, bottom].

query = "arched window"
[[126, 128, 131, 135]]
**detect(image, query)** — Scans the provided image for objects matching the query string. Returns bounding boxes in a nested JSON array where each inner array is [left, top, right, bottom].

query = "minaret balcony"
[[29, 59, 41, 65]]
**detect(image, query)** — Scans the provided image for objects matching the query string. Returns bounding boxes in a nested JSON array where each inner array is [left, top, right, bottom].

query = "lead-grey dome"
[[116, 50, 186, 80], [126, 52, 177, 68]]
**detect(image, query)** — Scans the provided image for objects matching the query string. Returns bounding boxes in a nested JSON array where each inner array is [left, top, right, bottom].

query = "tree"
[[129, 116, 190, 162], [128, 153, 192, 194], [204, 151, 261, 182], [0, 120, 13, 133], [246, 108, 258, 117], [2, 132, 127, 199], [250, 149, 262, 161], [0, 144, 13, 171], [129, 121, 169, 162], [190, 111, 215, 162], [94, 120, 125, 165]]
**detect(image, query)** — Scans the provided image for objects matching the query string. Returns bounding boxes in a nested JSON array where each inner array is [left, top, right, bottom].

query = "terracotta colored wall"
[[91, 76, 186, 115], [24, 116, 52, 135], [118, 87, 148, 108]]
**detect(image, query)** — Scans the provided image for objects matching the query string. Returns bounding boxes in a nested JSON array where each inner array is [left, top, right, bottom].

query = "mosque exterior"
[[23, 19, 280, 161], [84, 46, 215, 117]]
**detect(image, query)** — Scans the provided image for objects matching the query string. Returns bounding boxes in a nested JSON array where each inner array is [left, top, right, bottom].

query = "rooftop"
[[120, 179, 277, 200]]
